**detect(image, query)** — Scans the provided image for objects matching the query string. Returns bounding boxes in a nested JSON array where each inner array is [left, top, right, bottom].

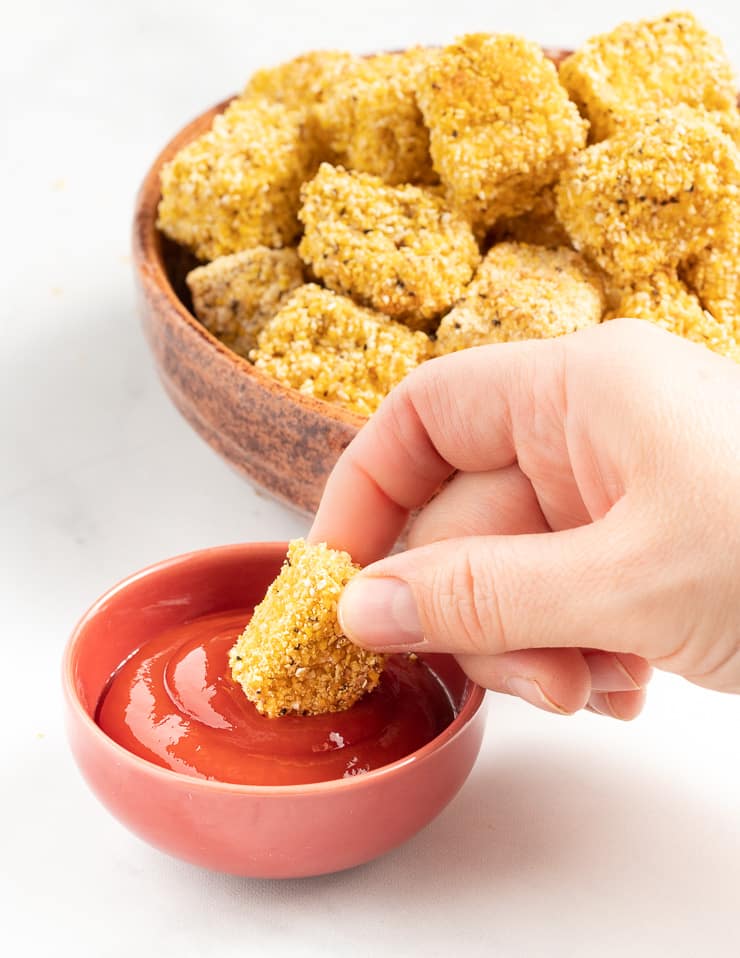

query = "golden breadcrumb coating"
[[559, 12, 740, 144], [555, 106, 740, 284], [157, 98, 319, 260], [242, 50, 358, 111], [241, 50, 358, 162], [229, 539, 384, 717], [186, 247, 304, 357], [315, 48, 436, 185], [251, 284, 432, 416], [683, 224, 740, 335], [416, 34, 587, 234], [435, 242, 605, 353], [607, 271, 740, 362], [298, 164, 480, 330], [493, 188, 572, 248], [600, 272, 626, 313]]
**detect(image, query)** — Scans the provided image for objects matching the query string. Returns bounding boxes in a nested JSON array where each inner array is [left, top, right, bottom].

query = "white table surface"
[[3, 1, 739, 954]]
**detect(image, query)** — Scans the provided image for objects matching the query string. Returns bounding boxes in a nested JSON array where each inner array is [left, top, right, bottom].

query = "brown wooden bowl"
[[131, 47, 573, 516]]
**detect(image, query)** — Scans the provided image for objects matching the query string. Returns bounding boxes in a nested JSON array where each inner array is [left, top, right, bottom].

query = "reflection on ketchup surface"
[[96, 610, 456, 786]]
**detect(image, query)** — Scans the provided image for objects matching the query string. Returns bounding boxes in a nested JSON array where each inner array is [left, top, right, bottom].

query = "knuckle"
[[410, 356, 479, 458], [683, 639, 740, 693], [422, 545, 507, 654], [391, 357, 441, 422]]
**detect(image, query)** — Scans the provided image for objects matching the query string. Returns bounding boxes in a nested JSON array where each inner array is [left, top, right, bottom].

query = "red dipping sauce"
[[96, 609, 456, 786]]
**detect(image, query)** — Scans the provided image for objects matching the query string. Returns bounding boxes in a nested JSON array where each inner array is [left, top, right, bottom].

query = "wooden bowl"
[[131, 47, 572, 516]]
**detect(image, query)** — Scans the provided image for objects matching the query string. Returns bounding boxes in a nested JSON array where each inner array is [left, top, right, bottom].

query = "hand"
[[309, 319, 740, 717]]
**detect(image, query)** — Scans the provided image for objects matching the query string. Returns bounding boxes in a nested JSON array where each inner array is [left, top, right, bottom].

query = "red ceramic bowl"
[[63, 542, 486, 878]]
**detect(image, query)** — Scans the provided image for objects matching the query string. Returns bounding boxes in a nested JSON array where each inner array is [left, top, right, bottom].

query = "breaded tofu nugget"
[[186, 247, 304, 357], [242, 50, 358, 111], [416, 34, 587, 233], [229, 539, 384, 717], [298, 164, 480, 329], [560, 12, 740, 144], [157, 98, 318, 260], [315, 49, 436, 185], [435, 242, 605, 353], [555, 106, 740, 284], [608, 270, 740, 362], [494, 188, 572, 248], [241, 50, 358, 161], [684, 225, 740, 335], [251, 284, 432, 416]]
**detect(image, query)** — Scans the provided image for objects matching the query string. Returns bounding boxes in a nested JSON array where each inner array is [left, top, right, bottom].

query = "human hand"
[[309, 319, 740, 717]]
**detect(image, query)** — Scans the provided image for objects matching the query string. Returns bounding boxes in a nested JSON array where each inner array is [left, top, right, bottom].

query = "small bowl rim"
[[63, 541, 486, 798]]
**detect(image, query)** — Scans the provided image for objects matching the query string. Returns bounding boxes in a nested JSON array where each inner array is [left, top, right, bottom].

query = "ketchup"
[[96, 609, 455, 786]]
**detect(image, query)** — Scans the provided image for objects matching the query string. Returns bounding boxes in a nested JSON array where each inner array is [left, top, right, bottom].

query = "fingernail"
[[587, 692, 616, 717], [339, 577, 426, 650], [583, 653, 641, 691], [504, 677, 569, 715], [614, 657, 641, 690]]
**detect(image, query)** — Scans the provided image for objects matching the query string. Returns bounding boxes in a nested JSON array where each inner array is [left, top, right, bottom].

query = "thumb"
[[339, 510, 647, 658]]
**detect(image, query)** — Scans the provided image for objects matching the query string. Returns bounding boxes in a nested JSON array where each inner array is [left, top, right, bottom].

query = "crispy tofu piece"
[[416, 34, 587, 234], [559, 12, 740, 144], [555, 106, 740, 284], [186, 247, 304, 357], [241, 50, 358, 162], [683, 225, 740, 336], [607, 270, 740, 362], [242, 50, 358, 111], [435, 242, 605, 353], [157, 98, 319, 260], [251, 284, 432, 416], [315, 49, 436, 185], [298, 164, 480, 329], [229, 539, 384, 717], [493, 188, 572, 248]]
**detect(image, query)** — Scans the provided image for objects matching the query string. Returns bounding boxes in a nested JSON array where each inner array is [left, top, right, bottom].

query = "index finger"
[[309, 340, 559, 564]]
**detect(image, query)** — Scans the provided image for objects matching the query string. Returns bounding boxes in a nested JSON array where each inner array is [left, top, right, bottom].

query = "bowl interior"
[[68, 543, 282, 719]]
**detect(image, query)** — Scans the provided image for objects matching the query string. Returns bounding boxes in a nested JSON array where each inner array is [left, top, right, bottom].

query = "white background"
[[2, 1, 739, 955]]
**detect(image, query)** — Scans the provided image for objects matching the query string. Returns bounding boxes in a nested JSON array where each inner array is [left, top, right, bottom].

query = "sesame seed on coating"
[[435, 242, 605, 353], [298, 163, 480, 330], [251, 284, 432, 417], [229, 539, 385, 717], [559, 12, 740, 145], [416, 33, 587, 235], [186, 247, 305, 358]]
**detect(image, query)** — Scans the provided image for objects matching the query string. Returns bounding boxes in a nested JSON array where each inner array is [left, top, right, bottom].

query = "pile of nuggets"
[[162, 12, 740, 422], [160, 13, 740, 716]]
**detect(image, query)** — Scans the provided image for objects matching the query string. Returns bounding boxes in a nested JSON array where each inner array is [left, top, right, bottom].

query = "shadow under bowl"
[[62, 541, 486, 878]]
